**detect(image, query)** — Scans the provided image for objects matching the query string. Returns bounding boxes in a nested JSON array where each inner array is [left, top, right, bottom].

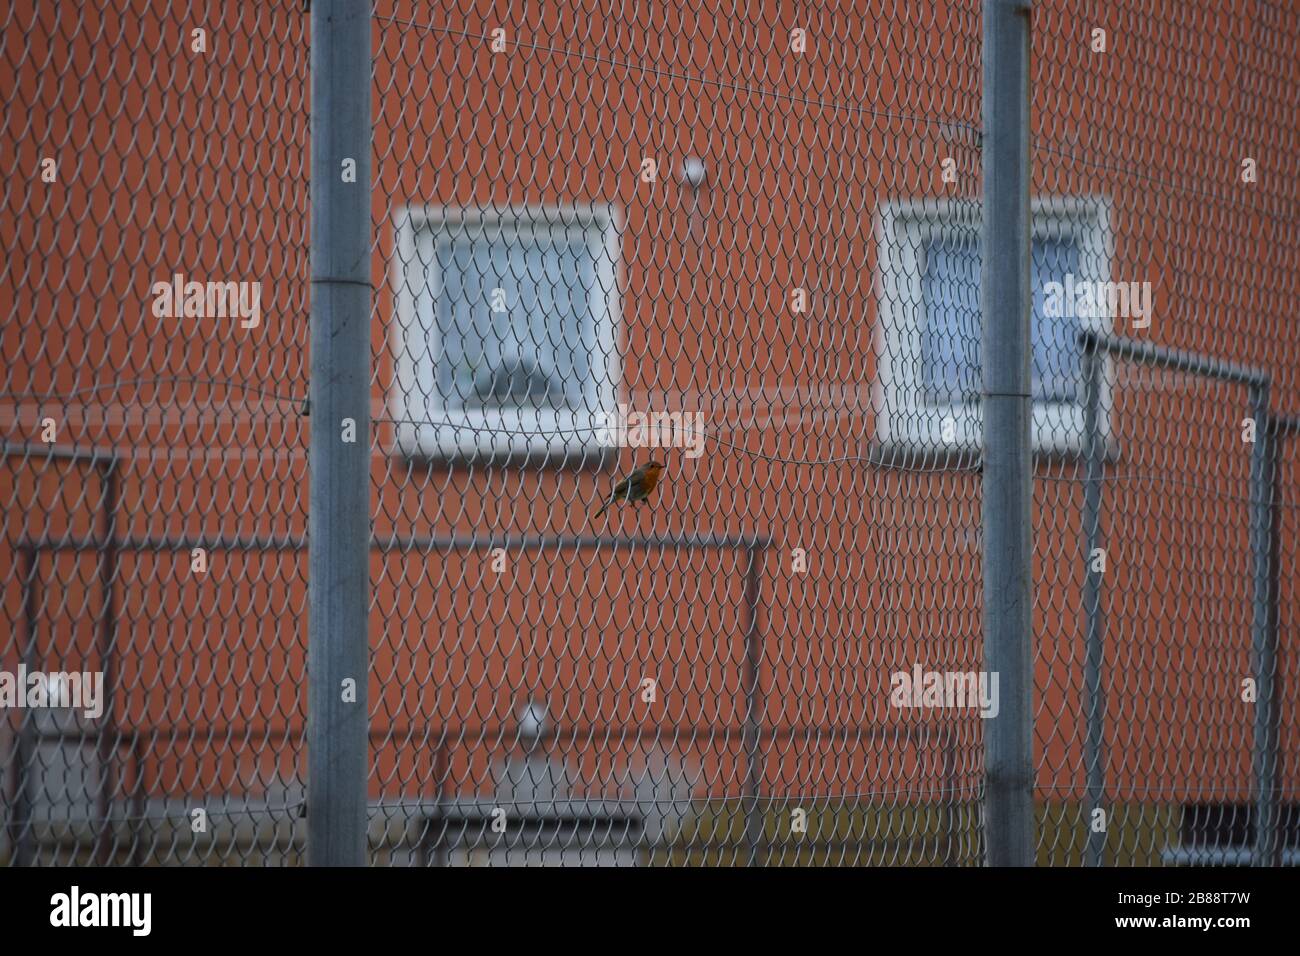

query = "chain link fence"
[[0, 0, 1295, 866], [1031, 0, 1299, 865]]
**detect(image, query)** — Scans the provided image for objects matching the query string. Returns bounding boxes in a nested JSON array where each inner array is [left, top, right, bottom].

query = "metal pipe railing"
[[5, 470, 774, 864], [1078, 329, 1288, 867], [2, 443, 120, 867]]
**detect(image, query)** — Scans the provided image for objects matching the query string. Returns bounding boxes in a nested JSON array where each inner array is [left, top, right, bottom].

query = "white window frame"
[[389, 204, 622, 460], [873, 195, 1114, 457]]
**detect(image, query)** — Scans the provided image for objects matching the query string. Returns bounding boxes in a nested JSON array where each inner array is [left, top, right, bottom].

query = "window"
[[873, 197, 1113, 457], [390, 205, 621, 459]]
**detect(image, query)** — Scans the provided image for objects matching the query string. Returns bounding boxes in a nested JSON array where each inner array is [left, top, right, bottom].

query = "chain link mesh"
[[1031, 0, 1299, 866], [0, 0, 1294, 866]]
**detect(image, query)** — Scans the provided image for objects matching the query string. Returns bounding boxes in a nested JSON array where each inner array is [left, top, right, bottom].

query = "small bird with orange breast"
[[592, 461, 666, 519]]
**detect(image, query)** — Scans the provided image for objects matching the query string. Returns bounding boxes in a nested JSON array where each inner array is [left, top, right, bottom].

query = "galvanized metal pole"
[[93, 462, 120, 866], [1248, 386, 1278, 866], [1080, 337, 1107, 867], [741, 542, 767, 867], [1262, 429, 1284, 867], [981, 0, 1034, 867], [13, 547, 38, 867], [308, 0, 372, 866]]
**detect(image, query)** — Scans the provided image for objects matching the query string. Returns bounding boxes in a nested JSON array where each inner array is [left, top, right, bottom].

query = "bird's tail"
[[592, 500, 610, 520]]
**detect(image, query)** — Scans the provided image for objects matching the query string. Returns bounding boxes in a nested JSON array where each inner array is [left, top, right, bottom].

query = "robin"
[[592, 461, 666, 519]]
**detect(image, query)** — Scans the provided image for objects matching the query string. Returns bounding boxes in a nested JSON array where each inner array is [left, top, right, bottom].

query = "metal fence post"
[[981, 0, 1034, 867], [308, 0, 372, 866], [1248, 386, 1278, 866], [1080, 337, 1107, 867], [741, 541, 767, 867]]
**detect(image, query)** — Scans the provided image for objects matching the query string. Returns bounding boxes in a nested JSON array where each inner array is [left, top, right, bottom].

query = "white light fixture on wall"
[[518, 698, 549, 747], [681, 156, 707, 188]]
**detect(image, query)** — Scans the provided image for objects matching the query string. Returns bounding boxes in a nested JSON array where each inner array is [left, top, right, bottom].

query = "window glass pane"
[[921, 234, 1081, 403], [921, 237, 981, 403], [1030, 238, 1081, 402], [433, 225, 593, 411]]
